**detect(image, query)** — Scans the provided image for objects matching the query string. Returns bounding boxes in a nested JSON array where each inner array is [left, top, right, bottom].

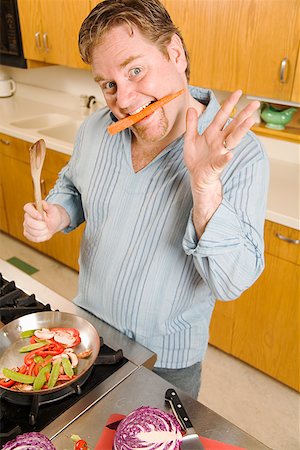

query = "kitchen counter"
[[0, 84, 299, 230], [0, 258, 270, 449], [51, 366, 270, 449]]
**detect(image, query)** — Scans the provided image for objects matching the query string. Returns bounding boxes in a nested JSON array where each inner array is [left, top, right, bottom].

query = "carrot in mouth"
[[107, 89, 185, 135]]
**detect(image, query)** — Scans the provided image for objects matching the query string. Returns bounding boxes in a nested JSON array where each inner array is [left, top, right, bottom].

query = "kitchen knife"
[[165, 388, 204, 450]]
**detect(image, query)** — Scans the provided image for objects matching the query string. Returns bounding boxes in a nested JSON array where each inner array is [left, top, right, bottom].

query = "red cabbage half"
[[1, 432, 56, 450], [113, 406, 183, 450]]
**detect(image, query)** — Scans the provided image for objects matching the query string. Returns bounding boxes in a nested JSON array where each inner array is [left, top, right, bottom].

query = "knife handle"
[[165, 388, 193, 430]]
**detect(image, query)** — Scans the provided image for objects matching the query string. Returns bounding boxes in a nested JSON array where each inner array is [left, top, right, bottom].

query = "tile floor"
[[0, 231, 299, 450]]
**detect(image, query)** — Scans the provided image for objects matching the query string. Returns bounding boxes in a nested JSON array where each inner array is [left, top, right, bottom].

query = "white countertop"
[[0, 84, 299, 230]]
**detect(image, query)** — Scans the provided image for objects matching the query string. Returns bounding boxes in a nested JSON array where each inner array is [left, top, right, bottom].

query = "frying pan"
[[0, 311, 100, 395]]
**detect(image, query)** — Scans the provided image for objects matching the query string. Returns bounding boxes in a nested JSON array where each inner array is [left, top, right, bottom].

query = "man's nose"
[[116, 83, 136, 111]]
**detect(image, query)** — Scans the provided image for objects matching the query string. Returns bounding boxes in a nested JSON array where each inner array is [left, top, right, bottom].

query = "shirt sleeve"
[[183, 136, 269, 300]]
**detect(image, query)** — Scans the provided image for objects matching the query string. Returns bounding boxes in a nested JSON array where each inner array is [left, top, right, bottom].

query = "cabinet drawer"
[[264, 220, 300, 265], [0, 133, 29, 164]]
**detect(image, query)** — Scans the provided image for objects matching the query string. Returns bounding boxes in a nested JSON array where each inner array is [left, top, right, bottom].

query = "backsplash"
[[0, 64, 104, 104]]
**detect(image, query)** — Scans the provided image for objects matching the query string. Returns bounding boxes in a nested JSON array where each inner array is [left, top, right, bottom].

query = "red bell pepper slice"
[[74, 440, 88, 450], [0, 379, 15, 388]]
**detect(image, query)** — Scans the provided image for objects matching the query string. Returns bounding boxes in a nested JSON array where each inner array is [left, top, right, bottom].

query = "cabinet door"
[[0, 135, 84, 272], [1, 150, 33, 242], [0, 153, 9, 233], [17, 0, 44, 62], [231, 253, 299, 391], [246, 0, 300, 100], [291, 45, 300, 103], [39, 0, 90, 68], [17, 0, 90, 68], [162, 0, 251, 92], [209, 300, 236, 353]]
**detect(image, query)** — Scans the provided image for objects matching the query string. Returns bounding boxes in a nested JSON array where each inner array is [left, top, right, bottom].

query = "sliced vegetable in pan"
[[0, 326, 92, 392]]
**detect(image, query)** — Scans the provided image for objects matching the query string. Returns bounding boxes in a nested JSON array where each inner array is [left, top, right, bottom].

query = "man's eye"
[[104, 81, 116, 90], [130, 67, 142, 77]]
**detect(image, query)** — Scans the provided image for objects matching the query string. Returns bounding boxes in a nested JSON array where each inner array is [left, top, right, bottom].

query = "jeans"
[[152, 362, 202, 400]]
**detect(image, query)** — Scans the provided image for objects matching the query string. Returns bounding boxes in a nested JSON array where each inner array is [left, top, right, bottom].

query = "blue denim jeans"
[[153, 362, 202, 399]]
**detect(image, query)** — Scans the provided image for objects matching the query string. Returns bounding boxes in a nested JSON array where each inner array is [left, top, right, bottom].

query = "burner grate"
[[0, 273, 52, 324]]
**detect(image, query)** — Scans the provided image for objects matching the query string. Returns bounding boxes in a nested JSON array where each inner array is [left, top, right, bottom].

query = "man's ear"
[[167, 33, 187, 74]]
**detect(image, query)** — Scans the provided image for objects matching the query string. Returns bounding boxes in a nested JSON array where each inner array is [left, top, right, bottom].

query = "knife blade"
[[165, 388, 204, 450]]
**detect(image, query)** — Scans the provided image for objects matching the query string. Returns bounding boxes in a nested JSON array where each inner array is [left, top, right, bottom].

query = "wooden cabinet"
[[163, 0, 300, 102], [291, 46, 300, 103], [0, 137, 9, 233], [17, 0, 91, 69], [245, 1, 300, 101], [162, 0, 252, 92], [209, 220, 300, 391], [0, 133, 84, 271]]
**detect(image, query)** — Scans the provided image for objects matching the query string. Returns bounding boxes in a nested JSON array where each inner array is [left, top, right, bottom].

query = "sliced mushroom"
[[77, 349, 93, 359]]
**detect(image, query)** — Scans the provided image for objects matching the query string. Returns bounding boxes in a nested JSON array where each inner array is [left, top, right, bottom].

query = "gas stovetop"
[[0, 273, 51, 324], [0, 273, 131, 447]]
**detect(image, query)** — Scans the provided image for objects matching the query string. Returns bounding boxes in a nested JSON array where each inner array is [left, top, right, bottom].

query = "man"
[[23, 0, 269, 399]]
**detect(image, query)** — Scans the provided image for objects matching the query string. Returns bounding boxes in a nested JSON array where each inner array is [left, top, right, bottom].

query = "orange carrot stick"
[[107, 89, 185, 135]]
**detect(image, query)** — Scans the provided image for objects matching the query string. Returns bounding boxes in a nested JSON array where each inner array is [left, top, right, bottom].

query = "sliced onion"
[[113, 406, 182, 450], [2, 431, 56, 449]]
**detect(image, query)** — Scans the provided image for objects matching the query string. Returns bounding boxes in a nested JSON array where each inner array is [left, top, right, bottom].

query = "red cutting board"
[[95, 414, 247, 450]]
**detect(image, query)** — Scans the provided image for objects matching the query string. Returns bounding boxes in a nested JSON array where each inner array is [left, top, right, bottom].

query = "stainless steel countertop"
[[0, 259, 270, 449], [52, 366, 270, 450]]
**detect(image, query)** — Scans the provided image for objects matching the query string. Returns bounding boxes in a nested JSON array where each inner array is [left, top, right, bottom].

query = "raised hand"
[[184, 90, 260, 237]]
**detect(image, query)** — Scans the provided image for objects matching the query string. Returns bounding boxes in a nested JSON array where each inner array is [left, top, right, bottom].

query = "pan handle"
[[94, 349, 123, 365]]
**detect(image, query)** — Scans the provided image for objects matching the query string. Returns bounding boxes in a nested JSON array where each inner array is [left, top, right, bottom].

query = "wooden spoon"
[[29, 139, 46, 217]]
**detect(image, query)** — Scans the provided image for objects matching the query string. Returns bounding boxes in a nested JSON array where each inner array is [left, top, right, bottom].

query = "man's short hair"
[[78, 0, 190, 81]]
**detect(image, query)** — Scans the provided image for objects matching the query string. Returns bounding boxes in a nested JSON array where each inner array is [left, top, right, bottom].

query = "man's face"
[[91, 24, 187, 144]]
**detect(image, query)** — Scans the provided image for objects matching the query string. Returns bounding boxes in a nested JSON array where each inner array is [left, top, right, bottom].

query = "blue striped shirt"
[[47, 87, 269, 368]]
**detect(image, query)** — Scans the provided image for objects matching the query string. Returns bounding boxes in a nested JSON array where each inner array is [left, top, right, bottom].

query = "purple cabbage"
[[1, 432, 56, 450], [113, 406, 182, 450]]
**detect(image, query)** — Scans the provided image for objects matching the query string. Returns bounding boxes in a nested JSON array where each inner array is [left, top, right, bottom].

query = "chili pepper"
[[2, 368, 35, 384], [28, 360, 36, 376], [24, 346, 48, 365], [57, 374, 73, 381], [48, 360, 61, 388], [74, 439, 88, 450], [36, 350, 64, 358], [19, 365, 28, 374]]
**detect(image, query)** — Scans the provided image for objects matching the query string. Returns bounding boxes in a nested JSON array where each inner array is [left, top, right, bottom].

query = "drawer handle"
[[279, 57, 288, 83], [43, 33, 49, 52], [276, 233, 300, 244], [0, 138, 10, 145], [35, 31, 42, 50]]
